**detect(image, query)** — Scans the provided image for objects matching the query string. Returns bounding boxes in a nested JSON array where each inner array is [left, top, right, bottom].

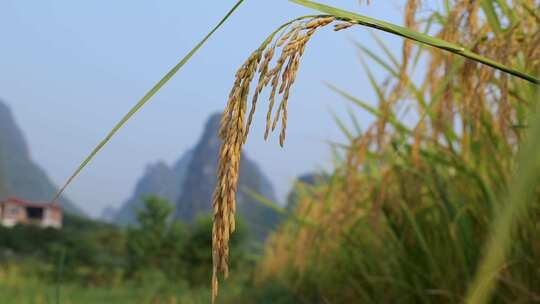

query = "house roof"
[[0, 197, 62, 211]]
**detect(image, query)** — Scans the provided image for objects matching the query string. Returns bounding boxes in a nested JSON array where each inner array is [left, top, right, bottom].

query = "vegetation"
[[192, 1, 540, 300], [252, 1, 540, 304], [4, 0, 537, 303], [0, 213, 124, 284], [0, 197, 249, 303]]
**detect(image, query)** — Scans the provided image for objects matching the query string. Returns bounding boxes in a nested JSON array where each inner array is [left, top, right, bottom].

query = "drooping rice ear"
[[212, 15, 347, 302]]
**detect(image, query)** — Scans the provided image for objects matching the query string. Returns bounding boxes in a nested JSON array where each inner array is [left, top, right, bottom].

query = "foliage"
[[0, 214, 125, 284], [182, 216, 248, 287], [124, 196, 248, 286], [126, 196, 186, 280], [0, 195, 251, 303], [3, 0, 538, 302]]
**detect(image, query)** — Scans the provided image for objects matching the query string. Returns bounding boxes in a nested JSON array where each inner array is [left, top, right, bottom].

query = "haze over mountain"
[[175, 114, 280, 240], [0, 98, 283, 233], [0, 100, 84, 215], [113, 151, 192, 225], [114, 113, 280, 239]]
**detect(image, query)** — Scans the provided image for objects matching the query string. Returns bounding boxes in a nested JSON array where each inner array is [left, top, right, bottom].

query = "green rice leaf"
[[289, 0, 540, 85], [242, 187, 318, 227], [53, 0, 246, 202], [465, 90, 540, 303], [481, 0, 503, 33]]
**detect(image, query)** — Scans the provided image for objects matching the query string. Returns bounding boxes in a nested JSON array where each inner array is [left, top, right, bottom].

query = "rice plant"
[[212, 1, 539, 301], [255, 1, 540, 303], [54, 0, 539, 303]]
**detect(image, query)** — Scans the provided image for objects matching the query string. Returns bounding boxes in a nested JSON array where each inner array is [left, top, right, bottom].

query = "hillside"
[[114, 113, 280, 240], [0, 100, 84, 215], [113, 152, 192, 225], [175, 113, 280, 240]]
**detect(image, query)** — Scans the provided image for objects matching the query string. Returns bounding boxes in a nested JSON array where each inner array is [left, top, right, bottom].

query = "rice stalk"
[[254, 1, 540, 303], [213, 2, 539, 300]]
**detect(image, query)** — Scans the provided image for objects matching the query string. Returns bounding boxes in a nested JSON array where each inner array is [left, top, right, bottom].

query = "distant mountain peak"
[[114, 112, 280, 239], [113, 151, 193, 226], [0, 99, 84, 215], [0, 100, 30, 158], [175, 113, 280, 239]]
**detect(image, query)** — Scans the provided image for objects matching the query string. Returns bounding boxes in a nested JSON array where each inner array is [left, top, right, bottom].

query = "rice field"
[[251, 1, 540, 303], [35, 0, 540, 303]]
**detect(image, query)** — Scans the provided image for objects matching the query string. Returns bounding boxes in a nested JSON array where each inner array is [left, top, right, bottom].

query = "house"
[[0, 198, 62, 229]]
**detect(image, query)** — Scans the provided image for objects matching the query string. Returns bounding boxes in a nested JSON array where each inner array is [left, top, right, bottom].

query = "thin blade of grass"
[[481, 0, 503, 33], [465, 91, 540, 304], [355, 39, 399, 76], [326, 83, 411, 134], [359, 56, 387, 102], [242, 187, 318, 227], [494, 0, 517, 26], [55, 247, 66, 304], [53, 0, 245, 202], [330, 110, 354, 141], [368, 31, 400, 68], [355, 41, 429, 112], [347, 107, 363, 136]]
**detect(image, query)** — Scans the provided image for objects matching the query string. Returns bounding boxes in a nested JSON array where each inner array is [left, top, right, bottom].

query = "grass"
[[0, 263, 249, 304], [0, 280, 201, 304], [465, 90, 540, 303]]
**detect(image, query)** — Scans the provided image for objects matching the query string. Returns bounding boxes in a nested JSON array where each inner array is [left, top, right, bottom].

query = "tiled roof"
[[0, 197, 62, 210]]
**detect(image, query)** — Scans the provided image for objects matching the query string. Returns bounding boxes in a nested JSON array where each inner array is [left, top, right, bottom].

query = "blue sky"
[[0, 0, 406, 217]]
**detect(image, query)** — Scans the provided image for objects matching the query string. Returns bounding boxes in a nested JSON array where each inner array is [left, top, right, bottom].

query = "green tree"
[[182, 215, 248, 286], [126, 196, 186, 279]]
